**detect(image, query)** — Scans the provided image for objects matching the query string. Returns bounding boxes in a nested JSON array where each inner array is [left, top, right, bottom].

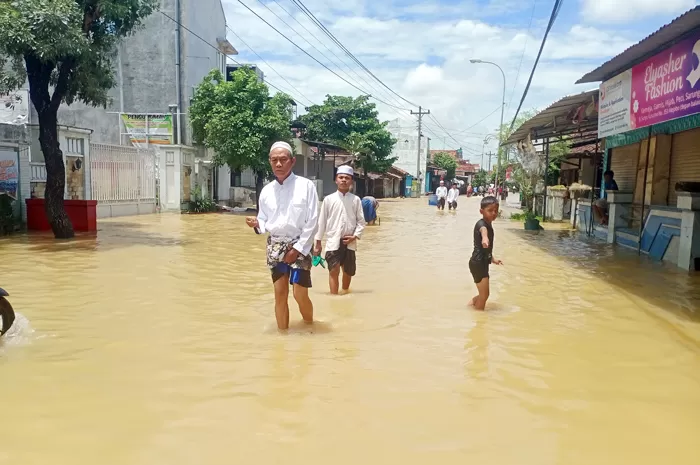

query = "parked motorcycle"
[[0, 287, 15, 336]]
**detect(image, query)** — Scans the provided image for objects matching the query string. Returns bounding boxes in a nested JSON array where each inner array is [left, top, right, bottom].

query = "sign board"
[[0, 89, 29, 125], [599, 70, 632, 137], [599, 31, 700, 137], [121, 114, 173, 148], [0, 150, 19, 200]]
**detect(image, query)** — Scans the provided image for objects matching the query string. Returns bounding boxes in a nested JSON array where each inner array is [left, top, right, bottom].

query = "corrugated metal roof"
[[576, 6, 700, 84], [504, 89, 599, 145]]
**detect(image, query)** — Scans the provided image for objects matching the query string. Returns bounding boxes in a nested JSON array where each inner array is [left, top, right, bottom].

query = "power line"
[[268, 0, 411, 113], [159, 11, 307, 103], [226, 25, 316, 107], [461, 105, 504, 132], [289, 0, 419, 109], [508, 0, 564, 133], [507, 0, 538, 110], [235, 0, 411, 112], [426, 114, 483, 152]]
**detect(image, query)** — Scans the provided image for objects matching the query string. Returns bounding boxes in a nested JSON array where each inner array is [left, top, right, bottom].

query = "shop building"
[[576, 6, 700, 271]]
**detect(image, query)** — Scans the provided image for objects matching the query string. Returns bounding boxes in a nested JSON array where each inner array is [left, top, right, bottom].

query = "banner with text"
[[599, 31, 700, 137], [0, 151, 19, 200], [121, 114, 173, 148]]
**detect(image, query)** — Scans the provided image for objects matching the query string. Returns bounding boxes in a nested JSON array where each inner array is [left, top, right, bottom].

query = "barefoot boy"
[[468, 196, 503, 310], [313, 165, 366, 294]]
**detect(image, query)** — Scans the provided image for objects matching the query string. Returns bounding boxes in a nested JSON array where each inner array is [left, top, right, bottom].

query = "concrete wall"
[[295, 157, 335, 198], [387, 119, 428, 193], [180, 0, 228, 144], [218, 165, 232, 201]]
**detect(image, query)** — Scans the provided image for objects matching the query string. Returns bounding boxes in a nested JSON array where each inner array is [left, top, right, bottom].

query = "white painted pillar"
[[677, 192, 700, 271], [606, 191, 633, 244]]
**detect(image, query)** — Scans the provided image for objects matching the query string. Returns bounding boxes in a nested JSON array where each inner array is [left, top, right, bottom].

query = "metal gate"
[[90, 143, 157, 217]]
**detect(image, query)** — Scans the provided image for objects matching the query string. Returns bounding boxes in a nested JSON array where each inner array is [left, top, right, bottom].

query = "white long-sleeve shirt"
[[436, 186, 448, 198], [447, 188, 459, 202], [256, 173, 319, 256], [315, 191, 366, 251]]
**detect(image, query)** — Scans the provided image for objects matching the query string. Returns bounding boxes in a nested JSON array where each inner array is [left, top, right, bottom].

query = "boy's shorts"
[[325, 244, 357, 276], [468, 259, 489, 284], [448, 201, 457, 210]]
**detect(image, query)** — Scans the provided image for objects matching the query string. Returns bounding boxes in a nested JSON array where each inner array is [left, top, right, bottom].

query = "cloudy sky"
[[221, 0, 698, 161]]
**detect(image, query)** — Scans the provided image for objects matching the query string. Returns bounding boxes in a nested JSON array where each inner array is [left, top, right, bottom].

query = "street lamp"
[[470, 59, 506, 189]]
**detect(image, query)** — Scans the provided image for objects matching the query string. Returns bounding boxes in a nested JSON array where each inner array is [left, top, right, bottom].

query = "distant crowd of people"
[[434, 180, 509, 209]]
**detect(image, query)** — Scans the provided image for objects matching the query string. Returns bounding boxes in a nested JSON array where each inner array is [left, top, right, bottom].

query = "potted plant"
[[523, 209, 540, 230]]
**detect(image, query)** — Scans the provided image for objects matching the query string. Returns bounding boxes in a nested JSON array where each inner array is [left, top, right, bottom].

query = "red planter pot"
[[25, 199, 98, 232]]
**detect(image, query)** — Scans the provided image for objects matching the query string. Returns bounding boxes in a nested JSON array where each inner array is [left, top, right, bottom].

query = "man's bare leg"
[[341, 268, 352, 291], [273, 275, 290, 330], [293, 284, 314, 323], [472, 278, 490, 311], [328, 265, 341, 295]]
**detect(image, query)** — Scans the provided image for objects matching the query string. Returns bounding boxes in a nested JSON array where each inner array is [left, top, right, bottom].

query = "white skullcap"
[[440, 180, 445, 183], [336, 165, 354, 177], [269, 141, 293, 156]]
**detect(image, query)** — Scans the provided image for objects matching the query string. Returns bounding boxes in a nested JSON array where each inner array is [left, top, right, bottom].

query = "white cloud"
[[580, 0, 697, 24], [221, 0, 638, 154]]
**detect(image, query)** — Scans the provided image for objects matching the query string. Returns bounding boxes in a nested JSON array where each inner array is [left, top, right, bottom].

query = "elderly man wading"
[[246, 141, 319, 330]]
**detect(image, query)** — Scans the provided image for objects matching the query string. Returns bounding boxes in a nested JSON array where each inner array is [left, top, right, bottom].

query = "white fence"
[[30, 162, 47, 182], [90, 143, 158, 218]]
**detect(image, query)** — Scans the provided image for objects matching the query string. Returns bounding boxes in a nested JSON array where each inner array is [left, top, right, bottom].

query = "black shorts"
[[271, 267, 312, 288], [325, 245, 357, 276], [437, 197, 446, 208], [468, 260, 489, 284], [448, 201, 457, 210]]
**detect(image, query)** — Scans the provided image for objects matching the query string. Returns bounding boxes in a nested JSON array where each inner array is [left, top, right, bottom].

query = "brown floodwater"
[[1, 196, 699, 465]]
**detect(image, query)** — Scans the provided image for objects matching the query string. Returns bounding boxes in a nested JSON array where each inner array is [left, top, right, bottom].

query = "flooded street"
[[1, 197, 699, 465]]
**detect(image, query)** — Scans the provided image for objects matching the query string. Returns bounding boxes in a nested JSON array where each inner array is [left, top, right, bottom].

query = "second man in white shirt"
[[313, 165, 366, 295]]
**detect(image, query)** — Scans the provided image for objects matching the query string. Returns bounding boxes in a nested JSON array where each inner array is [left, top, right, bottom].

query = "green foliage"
[[0, 0, 159, 106], [472, 169, 489, 187], [190, 68, 294, 177], [0, 194, 15, 235], [510, 211, 540, 222], [432, 152, 457, 179], [187, 185, 216, 213], [300, 95, 397, 174]]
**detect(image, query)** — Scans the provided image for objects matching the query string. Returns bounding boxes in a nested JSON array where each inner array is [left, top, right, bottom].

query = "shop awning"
[[576, 7, 700, 84], [503, 89, 599, 145]]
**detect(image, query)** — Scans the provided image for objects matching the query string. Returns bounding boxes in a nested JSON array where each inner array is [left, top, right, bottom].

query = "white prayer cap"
[[337, 165, 354, 177], [269, 141, 293, 156], [440, 180, 445, 184]]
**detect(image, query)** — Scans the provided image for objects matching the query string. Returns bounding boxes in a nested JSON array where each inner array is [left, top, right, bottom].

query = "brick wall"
[[65, 156, 85, 200]]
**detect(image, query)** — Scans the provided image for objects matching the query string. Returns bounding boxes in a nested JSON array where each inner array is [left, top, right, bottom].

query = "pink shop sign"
[[630, 33, 700, 130]]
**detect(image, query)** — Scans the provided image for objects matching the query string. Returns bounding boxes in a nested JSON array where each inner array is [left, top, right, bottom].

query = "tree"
[[432, 152, 457, 180], [189, 68, 294, 207], [472, 169, 489, 188], [300, 95, 397, 174], [0, 0, 158, 238]]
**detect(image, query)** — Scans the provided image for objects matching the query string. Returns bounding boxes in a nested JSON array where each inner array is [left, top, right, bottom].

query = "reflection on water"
[[0, 197, 699, 465]]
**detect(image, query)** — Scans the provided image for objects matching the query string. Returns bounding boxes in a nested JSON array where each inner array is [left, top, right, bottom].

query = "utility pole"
[[426, 137, 431, 193], [411, 106, 430, 196]]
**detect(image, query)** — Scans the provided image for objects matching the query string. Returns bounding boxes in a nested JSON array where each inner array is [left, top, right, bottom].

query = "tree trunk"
[[36, 108, 74, 238], [26, 54, 74, 239]]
